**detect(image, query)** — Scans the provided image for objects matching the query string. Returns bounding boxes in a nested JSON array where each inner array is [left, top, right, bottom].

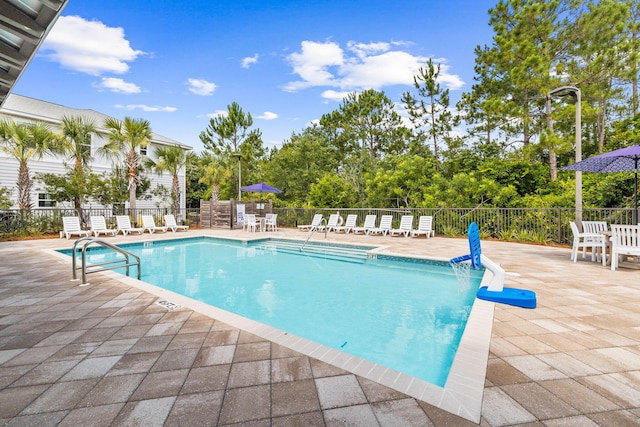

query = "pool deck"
[[1, 227, 639, 426]]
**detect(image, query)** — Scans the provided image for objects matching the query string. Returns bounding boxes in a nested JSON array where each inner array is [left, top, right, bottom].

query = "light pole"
[[232, 153, 242, 201], [550, 86, 582, 226]]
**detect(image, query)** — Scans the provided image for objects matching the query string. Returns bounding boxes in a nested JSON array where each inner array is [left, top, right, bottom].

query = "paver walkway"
[[1, 228, 639, 426]]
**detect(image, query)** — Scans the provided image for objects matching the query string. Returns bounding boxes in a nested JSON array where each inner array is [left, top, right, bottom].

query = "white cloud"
[[187, 78, 217, 96], [206, 110, 228, 119], [257, 111, 278, 120], [42, 15, 144, 76], [283, 41, 344, 91], [284, 39, 465, 94], [321, 90, 350, 101], [114, 104, 176, 112], [241, 54, 259, 68], [95, 77, 141, 94]]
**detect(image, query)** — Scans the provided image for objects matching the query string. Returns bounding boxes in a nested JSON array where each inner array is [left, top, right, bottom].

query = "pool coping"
[[45, 235, 495, 423]]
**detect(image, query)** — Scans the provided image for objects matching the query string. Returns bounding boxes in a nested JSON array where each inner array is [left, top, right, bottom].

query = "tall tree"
[[199, 102, 260, 198], [321, 89, 408, 159], [59, 115, 98, 216], [100, 117, 152, 215], [402, 59, 458, 164], [0, 120, 59, 210], [145, 145, 188, 216]]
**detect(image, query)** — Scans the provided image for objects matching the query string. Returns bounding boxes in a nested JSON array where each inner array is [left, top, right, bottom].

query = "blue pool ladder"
[[450, 222, 536, 309]]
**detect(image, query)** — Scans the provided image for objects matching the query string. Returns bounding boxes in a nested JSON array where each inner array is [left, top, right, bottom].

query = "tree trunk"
[[17, 161, 32, 211], [172, 174, 180, 216], [546, 96, 557, 181]]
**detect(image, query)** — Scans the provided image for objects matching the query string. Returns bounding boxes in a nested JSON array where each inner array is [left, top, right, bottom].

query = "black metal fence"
[[0, 206, 635, 245], [0, 208, 200, 236], [272, 207, 636, 246]]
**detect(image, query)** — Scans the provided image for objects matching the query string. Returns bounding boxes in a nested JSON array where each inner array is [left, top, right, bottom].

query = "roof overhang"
[[0, 0, 69, 107]]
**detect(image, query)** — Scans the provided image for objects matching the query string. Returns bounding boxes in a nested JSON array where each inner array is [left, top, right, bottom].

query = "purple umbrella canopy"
[[560, 144, 640, 222], [239, 182, 283, 193]]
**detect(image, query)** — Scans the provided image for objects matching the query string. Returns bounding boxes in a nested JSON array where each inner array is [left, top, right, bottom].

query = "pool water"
[[62, 237, 484, 387]]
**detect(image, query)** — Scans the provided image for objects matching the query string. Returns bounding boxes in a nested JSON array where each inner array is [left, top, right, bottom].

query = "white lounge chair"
[[164, 214, 189, 232], [369, 215, 393, 236], [610, 224, 640, 271], [90, 216, 117, 237], [298, 214, 323, 231], [389, 215, 413, 237], [264, 213, 278, 232], [411, 216, 435, 238], [569, 221, 605, 263], [318, 213, 340, 232], [61, 216, 91, 239], [352, 215, 377, 235], [142, 215, 167, 233], [115, 216, 144, 235], [334, 214, 358, 234]]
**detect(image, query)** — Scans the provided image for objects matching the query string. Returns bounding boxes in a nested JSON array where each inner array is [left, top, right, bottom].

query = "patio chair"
[[389, 215, 413, 237], [352, 215, 377, 235], [264, 213, 278, 232], [142, 215, 167, 234], [411, 216, 435, 238], [90, 215, 117, 237], [569, 221, 605, 263], [164, 214, 189, 232], [244, 214, 258, 232], [61, 216, 91, 239], [317, 213, 340, 232], [297, 213, 323, 231], [115, 216, 144, 235], [369, 215, 393, 236], [334, 214, 358, 234], [610, 224, 640, 271]]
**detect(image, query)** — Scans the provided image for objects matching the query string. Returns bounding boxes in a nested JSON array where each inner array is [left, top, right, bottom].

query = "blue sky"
[[15, 0, 498, 152]]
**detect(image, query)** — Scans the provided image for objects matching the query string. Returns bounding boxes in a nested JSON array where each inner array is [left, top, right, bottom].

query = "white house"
[[0, 93, 192, 211]]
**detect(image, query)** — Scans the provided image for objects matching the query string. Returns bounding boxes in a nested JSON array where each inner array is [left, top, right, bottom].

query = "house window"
[[38, 193, 56, 207], [140, 146, 147, 156]]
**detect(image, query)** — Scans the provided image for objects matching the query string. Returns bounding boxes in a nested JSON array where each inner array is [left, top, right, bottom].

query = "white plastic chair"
[[115, 216, 144, 235], [334, 214, 358, 234], [569, 221, 606, 264], [411, 216, 435, 238], [264, 213, 278, 232], [142, 215, 167, 234], [370, 215, 393, 236], [297, 214, 323, 231], [61, 216, 91, 239], [244, 214, 258, 232], [610, 224, 640, 271], [90, 216, 117, 237], [353, 215, 377, 235], [164, 214, 189, 232], [317, 214, 340, 232], [389, 215, 414, 237]]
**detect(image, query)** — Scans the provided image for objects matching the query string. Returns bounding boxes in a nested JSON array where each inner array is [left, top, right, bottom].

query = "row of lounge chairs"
[[297, 214, 434, 238], [61, 215, 188, 239]]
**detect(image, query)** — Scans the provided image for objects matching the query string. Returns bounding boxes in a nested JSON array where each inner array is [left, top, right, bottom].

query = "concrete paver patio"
[[1, 227, 639, 426]]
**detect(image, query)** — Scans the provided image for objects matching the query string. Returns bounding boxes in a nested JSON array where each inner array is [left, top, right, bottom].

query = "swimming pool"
[[62, 236, 484, 388]]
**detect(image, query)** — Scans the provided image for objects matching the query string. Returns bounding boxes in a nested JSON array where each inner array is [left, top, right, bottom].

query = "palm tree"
[[145, 145, 187, 216], [0, 120, 59, 210], [60, 115, 97, 216], [100, 117, 152, 217], [199, 152, 231, 202]]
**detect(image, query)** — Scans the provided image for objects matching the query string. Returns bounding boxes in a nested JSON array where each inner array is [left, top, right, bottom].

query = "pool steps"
[[253, 240, 370, 263]]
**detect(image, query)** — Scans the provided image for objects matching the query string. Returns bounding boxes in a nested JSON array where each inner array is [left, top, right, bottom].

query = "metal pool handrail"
[[71, 236, 141, 285]]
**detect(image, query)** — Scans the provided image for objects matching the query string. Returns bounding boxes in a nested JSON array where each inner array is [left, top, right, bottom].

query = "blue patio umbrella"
[[240, 182, 283, 215], [240, 182, 283, 193], [560, 144, 640, 224]]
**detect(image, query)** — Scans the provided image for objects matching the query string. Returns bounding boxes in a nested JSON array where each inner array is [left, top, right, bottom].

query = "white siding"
[[0, 94, 191, 210]]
